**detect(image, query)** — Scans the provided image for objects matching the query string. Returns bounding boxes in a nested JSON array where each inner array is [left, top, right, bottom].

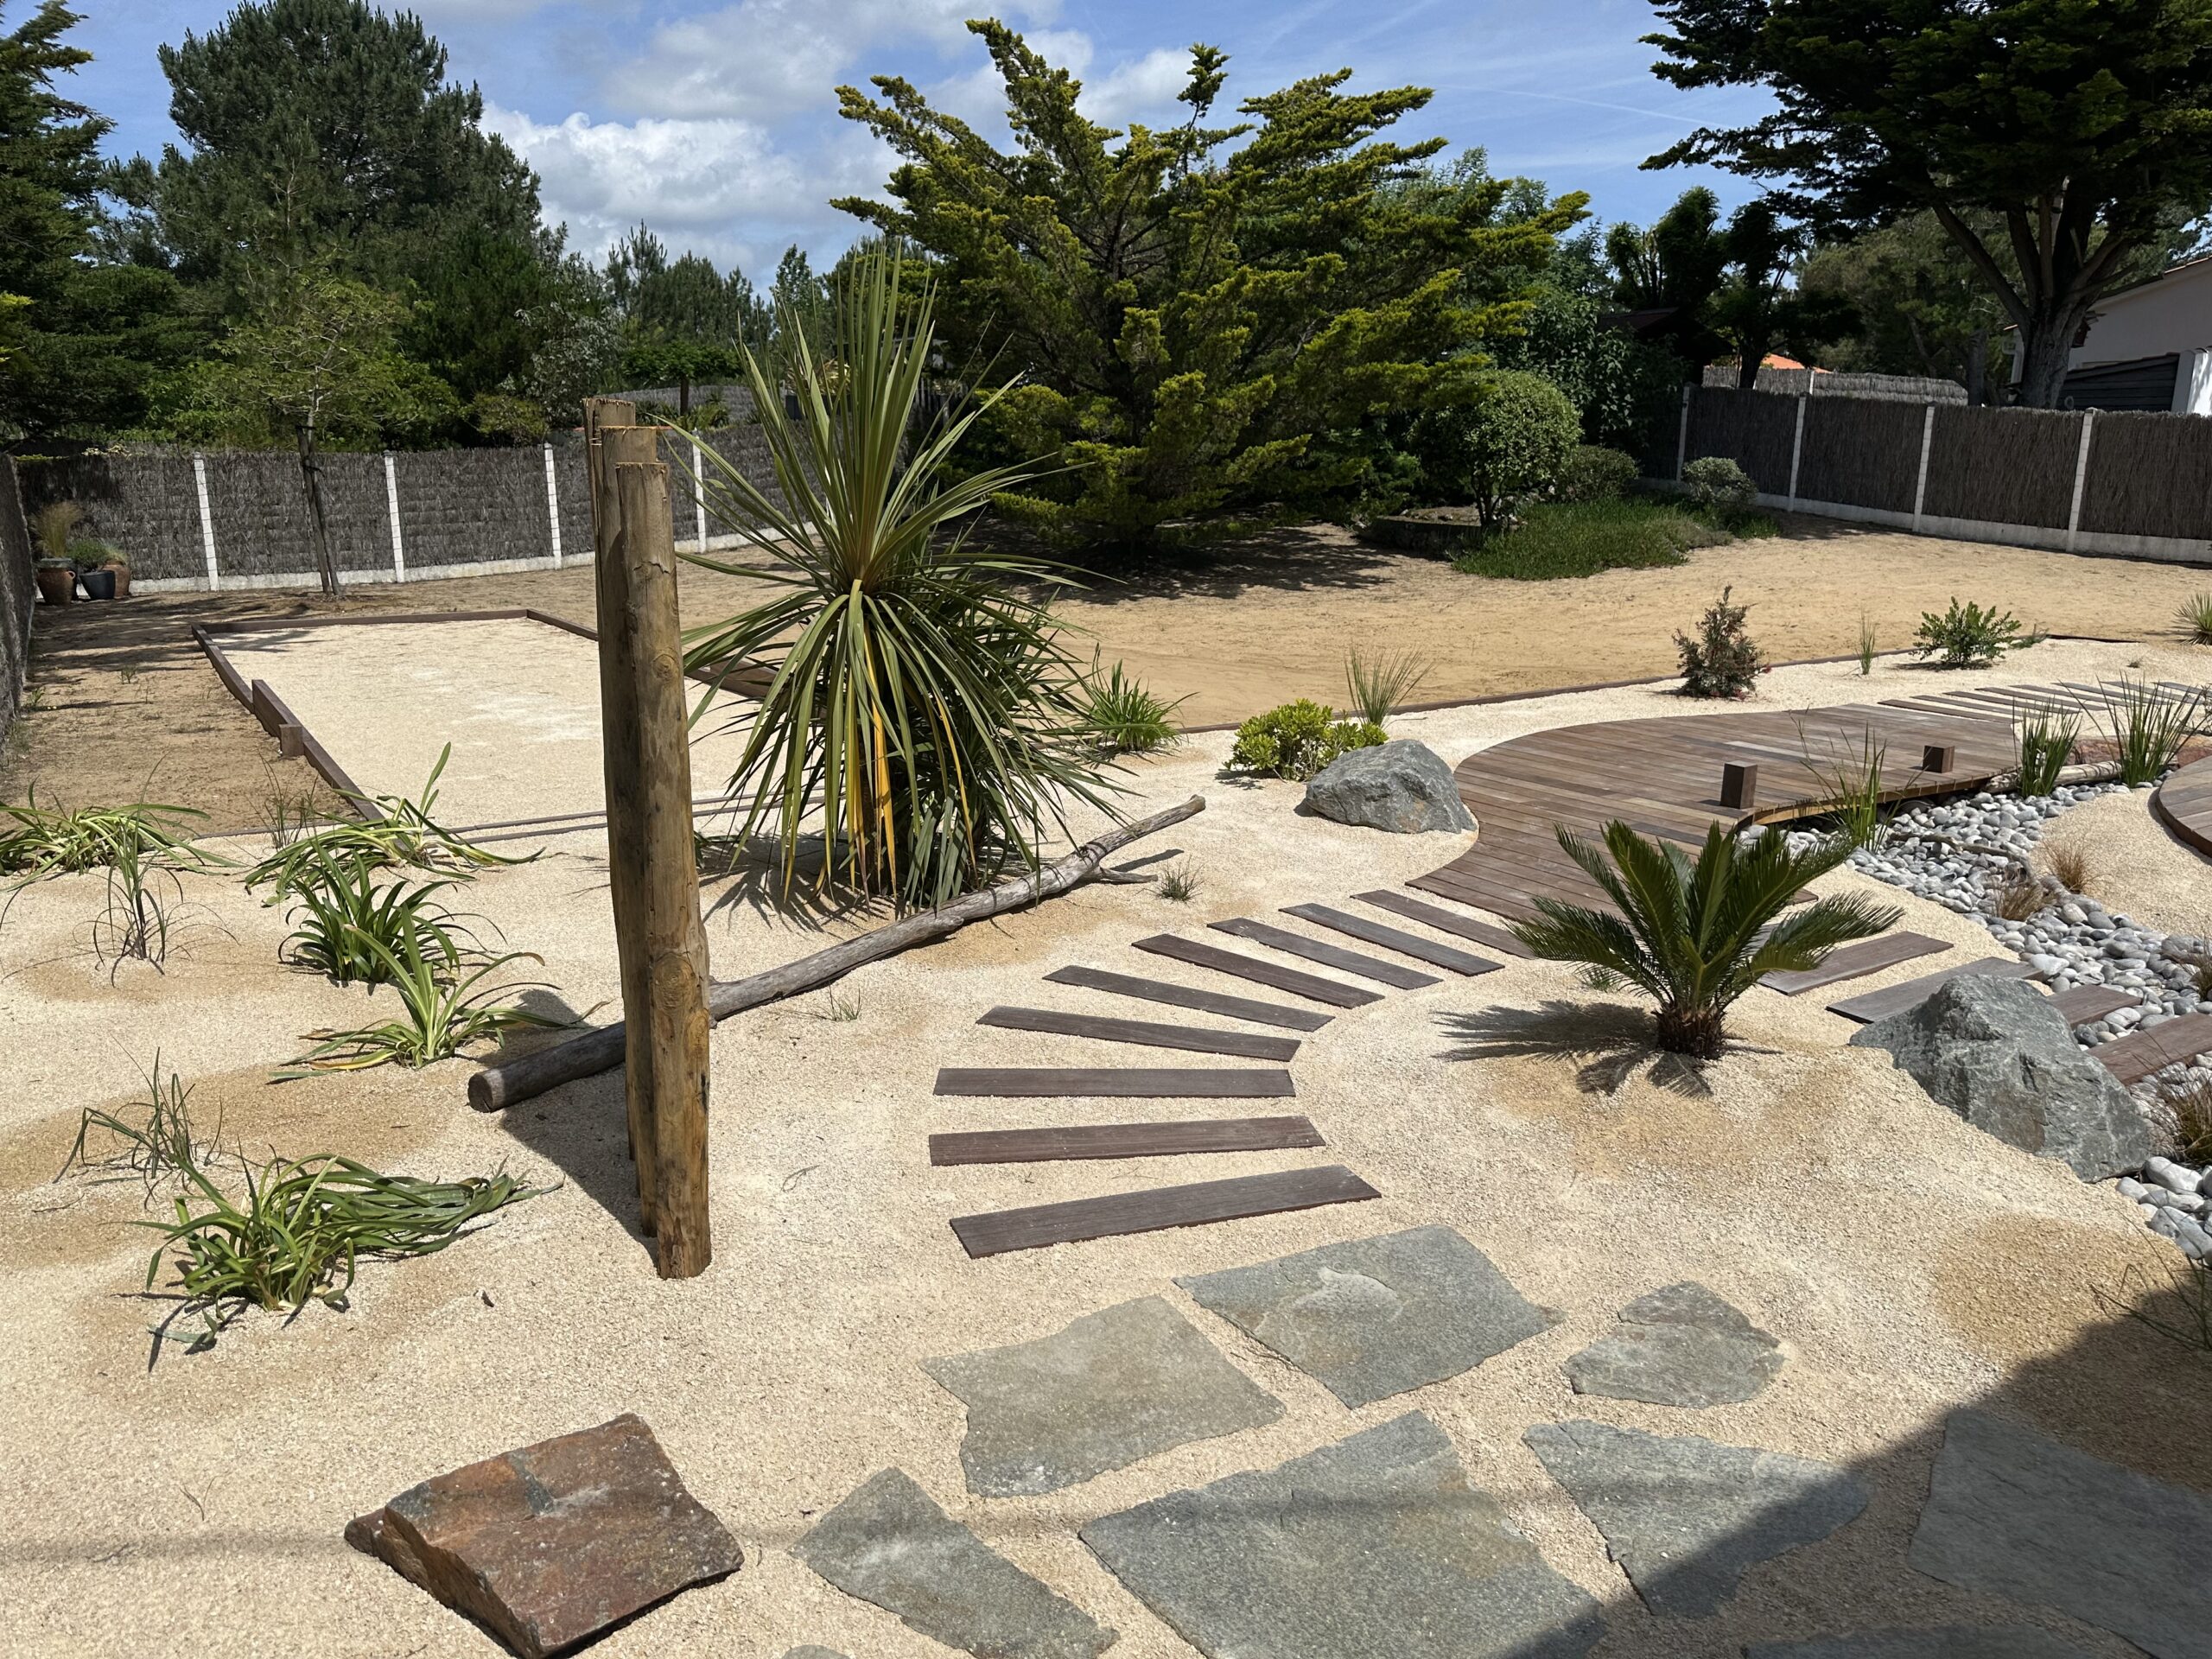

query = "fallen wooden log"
[[467, 795, 1206, 1112]]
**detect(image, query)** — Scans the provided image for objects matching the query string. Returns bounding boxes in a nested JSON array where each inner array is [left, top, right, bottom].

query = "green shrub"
[[1681, 455, 1757, 514], [2180, 592, 2212, 646], [2014, 712, 2079, 797], [281, 850, 480, 987], [2095, 677, 2204, 786], [1412, 371, 1580, 529], [1453, 499, 1721, 581], [1344, 647, 1430, 724], [1913, 598, 2022, 667], [1675, 586, 1764, 698], [1555, 445, 1639, 503], [1230, 700, 1387, 780], [1077, 654, 1185, 755]]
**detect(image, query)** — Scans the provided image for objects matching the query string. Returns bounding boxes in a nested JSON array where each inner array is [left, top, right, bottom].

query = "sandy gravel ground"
[[4, 641, 2209, 1657], [2042, 785, 2212, 939]]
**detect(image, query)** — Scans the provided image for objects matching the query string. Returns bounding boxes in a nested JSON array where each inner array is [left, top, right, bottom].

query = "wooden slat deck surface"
[[935, 1066, 1297, 1098], [1279, 904, 1501, 976], [976, 1005, 1300, 1062], [1210, 918, 1440, 989], [1826, 958, 2040, 1024], [1043, 965, 1333, 1032], [1759, 932, 1952, 995], [1133, 935, 1382, 1007], [2093, 1014, 2212, 1084], [930, 1116, 1323, 1166], [949, 1165, 1380, 1257], [1413, 695, 2034, 924], [1351, 890, 1535, 957], [2152, 754, 2212, 861]]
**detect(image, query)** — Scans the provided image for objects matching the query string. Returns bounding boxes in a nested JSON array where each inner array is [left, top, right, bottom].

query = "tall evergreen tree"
[[835, 23, 1580, 549], [607, 226, 766, 414]]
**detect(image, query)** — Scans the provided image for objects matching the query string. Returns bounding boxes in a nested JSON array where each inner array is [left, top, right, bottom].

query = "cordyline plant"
[[680, 244, 1117, 910], [1513, 819, 1898, 1058]]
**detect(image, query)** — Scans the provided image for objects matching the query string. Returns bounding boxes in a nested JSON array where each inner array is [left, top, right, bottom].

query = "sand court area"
[[214, 615, 757, 831]]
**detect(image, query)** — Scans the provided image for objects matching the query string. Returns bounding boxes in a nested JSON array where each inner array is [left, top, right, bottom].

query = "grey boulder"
[[1303, 740, 1475, 834], [1847, 976, 2154, 1179]]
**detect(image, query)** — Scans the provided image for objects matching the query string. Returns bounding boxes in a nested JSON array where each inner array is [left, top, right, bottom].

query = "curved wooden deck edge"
[[2152, 756, 2212, 861]]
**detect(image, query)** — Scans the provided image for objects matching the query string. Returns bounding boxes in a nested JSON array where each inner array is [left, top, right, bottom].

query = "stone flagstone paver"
[[1523, 1421, 1870, 1617], [1745, 1631, 2094, 1658], [1081, 1411, 1605, 1659], [343, 1413, 741, 1659], [1175, 1225, 1559, 1408], [924, 1296, 1284, 1497], [1907, 1408, 2212, 1659], [794, 1467, 1116, 1659], [1563, 1281, 1784, 1408]]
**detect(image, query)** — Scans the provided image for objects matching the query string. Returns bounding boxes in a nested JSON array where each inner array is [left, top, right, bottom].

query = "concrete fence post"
[[1786, 395, 1808, 509], [543, 442, 563, 568], [1910, 405, 1936, 531], [690, 438, 708, 553], [1675, 385, 1693, 481], [2065, 411, 2096, 552], [192, 454, 220, 591], [383, 452, 407, 582]]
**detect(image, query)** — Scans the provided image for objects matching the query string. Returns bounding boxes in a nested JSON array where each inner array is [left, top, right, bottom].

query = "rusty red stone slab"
[[346, 1413, 740, 1657]]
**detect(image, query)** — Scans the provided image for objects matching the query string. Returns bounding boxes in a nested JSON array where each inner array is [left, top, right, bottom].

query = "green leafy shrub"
[[1554, 445, 1639, 503], [282, 918, 564, 1076], [1913, 598, 2022, 667], [1453, 499, 1722, 581], [1675, 586, 1764, 698], [281, 850, 480, 987], [1413, 371, 1580, 529], [1513, 820, 1898, 1058], [1681, 455, 1756, 514], [1230, 700, 1387, 780], [245, 746, 529, 899], [1, 796, 212, 881], [1077, 655, 1185, 755]]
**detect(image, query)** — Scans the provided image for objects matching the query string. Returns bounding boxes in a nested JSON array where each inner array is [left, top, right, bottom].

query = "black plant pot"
[[78, 569, 117, 600]]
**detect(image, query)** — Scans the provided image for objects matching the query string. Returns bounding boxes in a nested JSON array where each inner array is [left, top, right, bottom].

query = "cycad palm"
[[1513, 820, 1899, 1058]]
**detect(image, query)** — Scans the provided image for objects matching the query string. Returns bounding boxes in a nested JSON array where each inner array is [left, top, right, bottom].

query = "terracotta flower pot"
[[35, 563, 74, 605], [101, 561, 130, 598]]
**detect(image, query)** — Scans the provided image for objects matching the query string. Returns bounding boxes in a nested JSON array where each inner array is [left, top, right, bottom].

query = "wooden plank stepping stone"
[[935, 1066, 1295, 1098], [978, 1005, 1300, 1062], [950, 1164, 1378, 1257], [1827, 959, 2039, 1025], [1759, 931, 1951, 995], [1354, 889, 1535, 957], [1133, 934, 1381, 1007], [1210, 918, 1440, 989], [1280, 904, 1502, 976], [1046, 964, 1332, 1031], [346, 1414, 741, 1659], [2049, 985, 2139, 1027], [2092, 1013, 2212, 1084], [931, 1116, 1324, 1166]]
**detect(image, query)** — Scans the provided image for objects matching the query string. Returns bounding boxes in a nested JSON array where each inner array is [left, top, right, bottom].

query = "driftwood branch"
[[468, 795, 1207, 1112]]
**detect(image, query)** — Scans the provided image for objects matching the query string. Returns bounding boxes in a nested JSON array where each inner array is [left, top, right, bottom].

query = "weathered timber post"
[[585, 400, 657, 1233], [613, 450, 714, 1279]]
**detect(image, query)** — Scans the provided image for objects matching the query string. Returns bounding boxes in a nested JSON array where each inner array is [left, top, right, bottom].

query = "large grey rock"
[[1564, 1281, 1784, 1408], [924, 1296, 1282, 1497], [1907, 1408, 2212, 1658], [1745, 1633, 2092, 1659], [1303, 740, 1475, 834], [1847, 976, 2154, 1179], [1176, 1225, 1558, 1408], [793, 1468, 1115, 1659], [1523, 1421, 1870, 1617], [1081, 1411, 1604, 1659]]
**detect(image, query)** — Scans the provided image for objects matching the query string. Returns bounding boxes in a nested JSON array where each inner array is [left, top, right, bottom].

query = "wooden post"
[[1720, 762, 1758, 810], [585, 400, 657, 1234], [1922, 743, 1956, 774], [613, 453, 714, 1279]]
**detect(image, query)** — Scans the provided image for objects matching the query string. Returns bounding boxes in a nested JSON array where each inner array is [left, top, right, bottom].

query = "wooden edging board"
[[948, 1164, 1380, 1256], [929, 1116, 1324, 1166], [935, 1066, 1297, 1098]]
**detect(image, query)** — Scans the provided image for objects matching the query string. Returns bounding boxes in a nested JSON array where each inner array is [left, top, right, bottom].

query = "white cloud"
[[1081, 47, 1192, 126]]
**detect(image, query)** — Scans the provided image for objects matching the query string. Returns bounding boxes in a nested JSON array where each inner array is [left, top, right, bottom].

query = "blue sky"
[[66, 0, 1772, 281]]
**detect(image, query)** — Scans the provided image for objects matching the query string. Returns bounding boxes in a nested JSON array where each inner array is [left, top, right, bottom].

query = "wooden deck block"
[[1043, 965, 1332, 1032], [1720, 761, 1758, 809], [1921, 743, 1957, 773], [1279, 905, 1501, 976], [1825, 958, 2039, 1024], [934, 1067, 1297, 1098], [2093, 1014, 2212, 1084], [929, 1116, 1324, 1166], [949, 1165, 1380, 1257], [1353, 891, 1535, 957], [1210, 918, 1440, 989], [1758, 931, 1952, 995], [1132, 935, 1382, 1007], [976, 1006, 1300, 1062]]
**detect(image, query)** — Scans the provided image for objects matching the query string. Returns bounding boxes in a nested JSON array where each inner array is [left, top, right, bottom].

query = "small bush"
[[282, 851, 480, 987], [1344, 647, 1430, 724], [31, 500, 79, 561], [1992, 869, 2048, 921], [1857, 611, 1878, 676], [2167, 1076, 2212, 1165], [1077, 655, 1185, 755], [2096, 677, 2204, 787], [1804, 731, 1887, 849], [1681, 455, 1757, 515], [1412, 371, 1580, 529], [245, 747, 530, 899], [1913, 598, 2023, 667], [1230, 701, 1387, 781], [1452, 499, 1721, 581], [2014, 712, 2079, 796], [2179, 593, 2212, 646], [0, 796, 212, 882], [2042, 841, 2093, 893], [1675, 586, 1764, 699], [1554, 446, 1639, 504], [281, 919, 564, 1077], [1156, 860, 1199, 902]]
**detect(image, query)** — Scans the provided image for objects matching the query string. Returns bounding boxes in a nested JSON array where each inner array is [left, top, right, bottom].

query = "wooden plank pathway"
[[949, 1166, 1380, 1257], [1279, 905, 1502, 976], [935, 1066, 1296, 1098], [2093, 1014, 2212, 1085], [1133, 935, 1382, 1007], [976, 1006, 1301, 1062], [1351, 891, 1534, 957], [1826, 959, 2040, 1024], [1210, 918, 1440, 989], [1042, 965, 1333, 1031], [2152, 753, 2212, 861], [930, 1116, 1324, 1166], [1760, 932, 1952, 995]]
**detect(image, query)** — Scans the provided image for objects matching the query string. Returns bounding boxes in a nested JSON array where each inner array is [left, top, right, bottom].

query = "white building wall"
[[2070, 259, 2212, 368]]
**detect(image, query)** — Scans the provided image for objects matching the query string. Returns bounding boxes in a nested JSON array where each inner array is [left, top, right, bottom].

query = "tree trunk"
[[1655, 1003, 1726, 1059], [2012, 304, 2088, 408], [1963, 329, 1989, 406], [296, 423, 340, 597]]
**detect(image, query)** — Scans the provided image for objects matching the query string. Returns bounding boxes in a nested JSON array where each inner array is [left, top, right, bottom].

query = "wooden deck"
[[2152, 753, 2212, 861]]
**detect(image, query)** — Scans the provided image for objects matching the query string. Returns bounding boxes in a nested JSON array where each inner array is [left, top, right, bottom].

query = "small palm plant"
[[1512, 820, 1900, 1058], [681, 244, 1115, 909]]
